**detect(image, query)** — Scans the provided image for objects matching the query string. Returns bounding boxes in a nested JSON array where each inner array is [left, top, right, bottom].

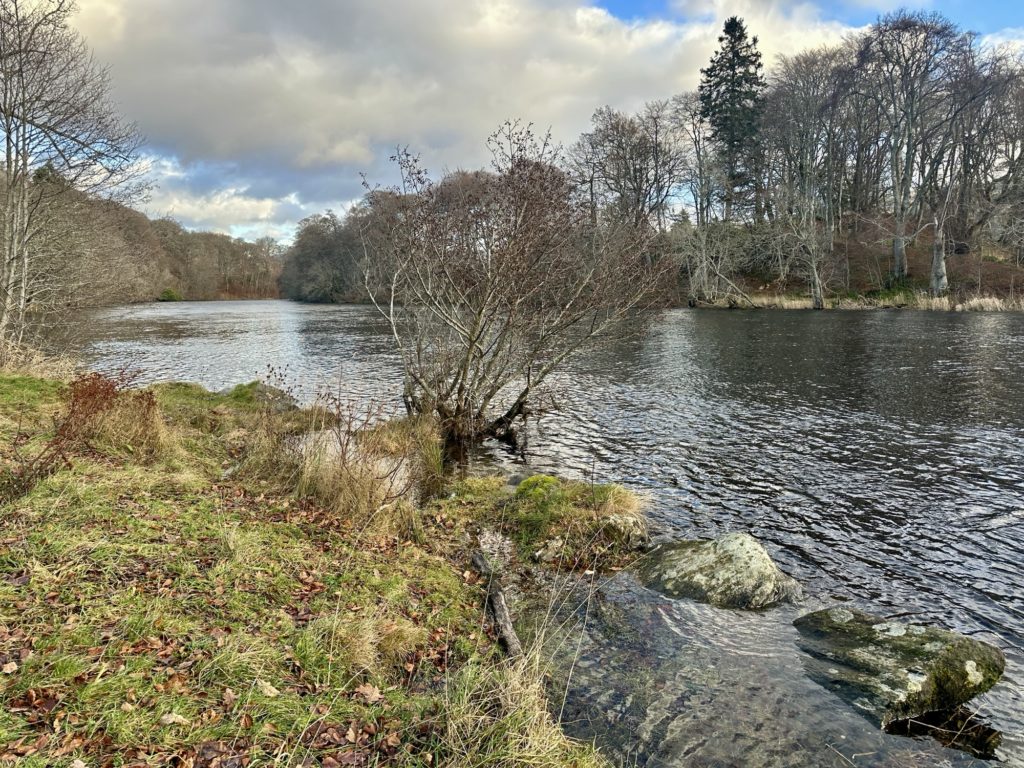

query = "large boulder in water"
[[636, 532, 803, 609], [794, 607, 1005, 728]]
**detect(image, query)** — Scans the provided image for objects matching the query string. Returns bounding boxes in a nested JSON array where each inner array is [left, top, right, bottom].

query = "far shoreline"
[[141, 293, 1024, 314]]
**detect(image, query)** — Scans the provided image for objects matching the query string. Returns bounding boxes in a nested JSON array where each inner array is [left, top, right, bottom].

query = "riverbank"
[[695, 290, 1024, 312], [0, 370, 625, 766]]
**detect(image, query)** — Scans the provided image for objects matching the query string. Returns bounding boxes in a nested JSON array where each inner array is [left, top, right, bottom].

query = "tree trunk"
[[811, 263, 824, 310], [893, 230, 908, 281], [931, 216, 948, 297]]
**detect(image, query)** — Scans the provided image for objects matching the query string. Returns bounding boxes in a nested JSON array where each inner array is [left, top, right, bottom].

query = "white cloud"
[[983, 26, 1024, 51], [74, 0, 857, 239]]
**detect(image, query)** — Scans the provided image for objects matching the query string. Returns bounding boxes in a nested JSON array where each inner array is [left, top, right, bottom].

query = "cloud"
[[74, 0, 856, 239], [983, 26, 1024, 51]]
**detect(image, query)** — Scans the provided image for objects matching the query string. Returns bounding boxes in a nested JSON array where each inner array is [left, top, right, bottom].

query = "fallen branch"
[[472, 551, 523, 658]]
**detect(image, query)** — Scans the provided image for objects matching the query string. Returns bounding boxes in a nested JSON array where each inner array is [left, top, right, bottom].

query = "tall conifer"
[[698, 17, 766, 220]]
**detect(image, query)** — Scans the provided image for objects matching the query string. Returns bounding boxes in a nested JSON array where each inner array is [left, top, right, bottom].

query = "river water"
[[72, 300, 1024, 767]]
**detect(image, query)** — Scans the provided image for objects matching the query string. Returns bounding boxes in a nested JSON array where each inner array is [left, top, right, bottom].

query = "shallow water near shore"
[[69, 300, 1024, 766]]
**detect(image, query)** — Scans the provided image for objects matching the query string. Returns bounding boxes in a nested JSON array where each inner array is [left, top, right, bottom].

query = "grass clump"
[[439, 653, 607, 768], [157, 287, 183, 302], [465, 474, 649, 571], [293, 613, 426, 691]]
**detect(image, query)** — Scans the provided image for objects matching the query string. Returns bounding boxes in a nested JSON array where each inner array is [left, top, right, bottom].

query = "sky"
[[72, 0, 1024, 243]]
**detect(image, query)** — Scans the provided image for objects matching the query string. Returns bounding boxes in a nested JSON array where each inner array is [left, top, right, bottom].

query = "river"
[[71, 299, 1024, 767]]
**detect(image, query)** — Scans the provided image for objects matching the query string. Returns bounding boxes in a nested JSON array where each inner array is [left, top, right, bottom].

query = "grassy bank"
[[703, 290, 1024, 312], [0, 372, 615, 767]]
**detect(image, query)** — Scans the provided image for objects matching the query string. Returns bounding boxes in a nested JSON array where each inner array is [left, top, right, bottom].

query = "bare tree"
[[670, 91, 718, 228], [0, 0, 144, 343], [363, 122, 670, 443], [571, 102, 688, 233], [856, 11, 971, 281], [765, 47, 849, 307]]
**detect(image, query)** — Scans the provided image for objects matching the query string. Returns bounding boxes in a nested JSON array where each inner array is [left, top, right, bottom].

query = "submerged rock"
[[520, 573, 978, 767], [636, 532, 803, 609], [794, 607, 1006, 728]]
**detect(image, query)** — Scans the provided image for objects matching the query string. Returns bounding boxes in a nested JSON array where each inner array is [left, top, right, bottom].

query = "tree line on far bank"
[[280, 9, 1024, 309], [48, 191, 283, 308]]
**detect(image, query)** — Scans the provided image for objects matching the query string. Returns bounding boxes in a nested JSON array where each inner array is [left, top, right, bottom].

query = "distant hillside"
[[49, 192, 283, 308]]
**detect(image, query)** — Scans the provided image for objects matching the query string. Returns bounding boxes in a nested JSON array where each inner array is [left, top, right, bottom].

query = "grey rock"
[[794, 607, 1006, 727], [533, 536, 566, 563], [636, 532, 803, 609], [602, 511, 650, 550]]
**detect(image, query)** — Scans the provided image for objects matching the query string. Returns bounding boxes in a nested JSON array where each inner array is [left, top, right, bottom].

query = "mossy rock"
[[504, 474, 648, 570], [219, 381, 296, 413], [636, 532, 802, 610], [794, 607, 1006, 728]]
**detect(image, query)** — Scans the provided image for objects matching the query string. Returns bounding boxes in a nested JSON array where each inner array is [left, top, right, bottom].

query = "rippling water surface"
[[74, 300, 1024, 766]]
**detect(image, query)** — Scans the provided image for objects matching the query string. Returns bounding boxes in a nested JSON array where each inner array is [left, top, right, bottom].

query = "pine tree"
[[698, 16, 766, 221]]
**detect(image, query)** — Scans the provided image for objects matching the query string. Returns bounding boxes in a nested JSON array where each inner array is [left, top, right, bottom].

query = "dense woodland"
[[42, 192, 283, 309], [281, 10, 1024, 308]]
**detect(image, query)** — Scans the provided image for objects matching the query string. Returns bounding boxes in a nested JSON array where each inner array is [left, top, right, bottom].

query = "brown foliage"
[[0, 371, 163, 502]]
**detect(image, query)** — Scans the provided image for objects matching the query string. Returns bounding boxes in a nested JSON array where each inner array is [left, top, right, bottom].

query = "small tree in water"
[[363, 121, 670, 445]]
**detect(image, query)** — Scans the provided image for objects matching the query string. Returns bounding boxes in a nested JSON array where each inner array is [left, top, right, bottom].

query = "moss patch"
[[438, 473, 648, 572]]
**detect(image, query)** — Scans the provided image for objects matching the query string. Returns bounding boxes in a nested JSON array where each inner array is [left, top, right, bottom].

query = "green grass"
[[0, 373, 606, 766], [504, 475, 646, 568]]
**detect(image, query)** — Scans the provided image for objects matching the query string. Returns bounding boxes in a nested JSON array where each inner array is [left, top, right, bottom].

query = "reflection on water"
[[73, 301, 1024, 766]]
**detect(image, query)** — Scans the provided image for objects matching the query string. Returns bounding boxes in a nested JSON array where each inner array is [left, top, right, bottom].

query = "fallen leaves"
[[194, 739, 252, 768], [2, 661, 17, 674], [255, 679, 280, 698], [354, 683, 383, 704], [0, 732, 49, 760], [300, 717, 404, 763], [159, 712, 190, 726]]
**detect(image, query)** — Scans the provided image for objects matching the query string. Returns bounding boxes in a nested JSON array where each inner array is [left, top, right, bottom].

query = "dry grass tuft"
[[84, 388, 171, 461], [296, 429, 410, 523], [0, 340, 76, 379], [293, 612, 427, 691], [440, 652, 607, 768], [748, 294, 815, 310], [294, 615, 381, 689], [954, 295, 1020, 312], [292, 403, 445, 532], [913, 295, 953, 311]]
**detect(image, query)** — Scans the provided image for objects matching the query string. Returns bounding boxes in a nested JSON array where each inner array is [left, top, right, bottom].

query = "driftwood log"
[[472, 551, 523, 658]]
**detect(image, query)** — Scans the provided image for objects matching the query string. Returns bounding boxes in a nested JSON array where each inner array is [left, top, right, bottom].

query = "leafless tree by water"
[[363, 121, 672, 444]]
